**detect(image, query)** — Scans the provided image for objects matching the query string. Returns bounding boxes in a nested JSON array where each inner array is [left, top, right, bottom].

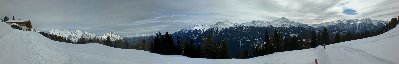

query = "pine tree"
[[384, 23, 389, 32], [183, 37, 191, 56], [334, 33, 341, 43], [273, 29, 283, 52], [322, 27, 329, 45], [201, 34, 217, 58], [240, 49, 249, 59], [152, 32, 161, 53], [263, 30, 271, 54], [183, 37, 196, 57], [397, 16, 399, 23], [389, 18, 398, 29], [264, 30, 270, 43], [163, 32, 174, 54], [78, 36, 86, 44], [396, 16, 399, 27], [141, 39, 146, 49], [287, 35, 298, 51], [106, 36, 112, 46], [265, 29, 280, 54], [310, 31, 318, 48], [220, 38, 230, 58], [3, 16, 9, 22], [364, 30, 370, 38], [175, 36, 183, 55]]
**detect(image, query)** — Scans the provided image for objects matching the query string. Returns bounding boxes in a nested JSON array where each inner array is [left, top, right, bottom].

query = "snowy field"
[[0, 22, 398, 64]]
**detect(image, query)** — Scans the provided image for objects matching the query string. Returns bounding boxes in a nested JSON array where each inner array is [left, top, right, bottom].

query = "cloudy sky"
[[1, 0, 398, 34]]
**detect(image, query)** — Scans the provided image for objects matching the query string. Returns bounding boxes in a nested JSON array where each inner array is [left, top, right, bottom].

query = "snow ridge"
[[49, 29, 96, 42], [183, 17, 386, 33], [48, 29, 123, 42], [99, 32, 123, 41], [183, 17, 310, 32], [241, 17, 307, 27], [211, 20, 237, 29], [313, 18, 386, 27]]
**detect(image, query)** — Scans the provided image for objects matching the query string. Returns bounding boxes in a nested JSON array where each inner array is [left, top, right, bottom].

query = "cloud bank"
[[1, 0, 398, 34]]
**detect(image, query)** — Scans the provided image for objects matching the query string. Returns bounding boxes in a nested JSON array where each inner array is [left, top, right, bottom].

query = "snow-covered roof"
[[10, 23, 19, 26], [6, 20, 29, 23]]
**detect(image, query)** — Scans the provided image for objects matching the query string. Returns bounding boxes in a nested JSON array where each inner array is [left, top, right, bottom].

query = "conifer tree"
[[163, 32, 174, 54], [183, 37, 196, 57], [141, 39, 146, 49], [3, 16, 9, 22], [322, 27, 329, 45], [105, 36, 112, 47], [263, 30, 271, 54], [273, 29, 283, 52], [334, 33, 341, 43], [310, 31, 318, 48], [175, 36, 182, 55], [152, 32, 161, 53], [220, 38, 230, 58], [287, 35, 298, 50], [201, 34, 217, 58]]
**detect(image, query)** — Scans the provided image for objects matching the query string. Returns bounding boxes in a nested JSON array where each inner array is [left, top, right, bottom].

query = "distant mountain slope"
[[173, 17, 388, 58], [313, 18, 386, 34]]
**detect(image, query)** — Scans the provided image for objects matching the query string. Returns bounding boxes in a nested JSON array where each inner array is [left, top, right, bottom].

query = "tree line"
[[1, 16, 20, 22], [39, 16, 399, 59]]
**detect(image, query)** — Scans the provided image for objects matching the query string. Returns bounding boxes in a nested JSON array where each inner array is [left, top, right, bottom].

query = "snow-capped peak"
[[313, 18, 386, 27], [49, 29, 96, 42], [276, 17, 289, 21], [360, 18, 386, 26], [182, 17, 309, 32], [123, 33, 154, 38], [48, 29, 125, 42], [185, 24, 211, 31], [241, 20, 269, 27], [99, 32, 123, 41], [241, 17, 307, 27], [212, 20, 236, 28]]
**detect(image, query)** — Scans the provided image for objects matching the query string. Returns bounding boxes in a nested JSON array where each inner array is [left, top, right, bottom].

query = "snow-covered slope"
[[252, 24, 399, 64], [0, 22, 12, 35], [0, 22, 253, 64], [1, 22, 398, 64]]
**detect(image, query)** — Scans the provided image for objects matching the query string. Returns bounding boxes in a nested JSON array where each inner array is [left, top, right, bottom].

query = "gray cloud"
[[1, 0, 398, 34]]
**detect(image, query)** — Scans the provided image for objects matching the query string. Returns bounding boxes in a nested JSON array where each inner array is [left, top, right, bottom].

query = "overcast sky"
[[1, 0, 399, 34]]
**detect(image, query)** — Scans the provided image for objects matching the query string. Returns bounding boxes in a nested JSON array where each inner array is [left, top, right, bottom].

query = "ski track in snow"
[[340, 46, 394, 64], [316, 47, 330, 64], [315, 25, 399, 64], [316, 45, 395, 64]]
